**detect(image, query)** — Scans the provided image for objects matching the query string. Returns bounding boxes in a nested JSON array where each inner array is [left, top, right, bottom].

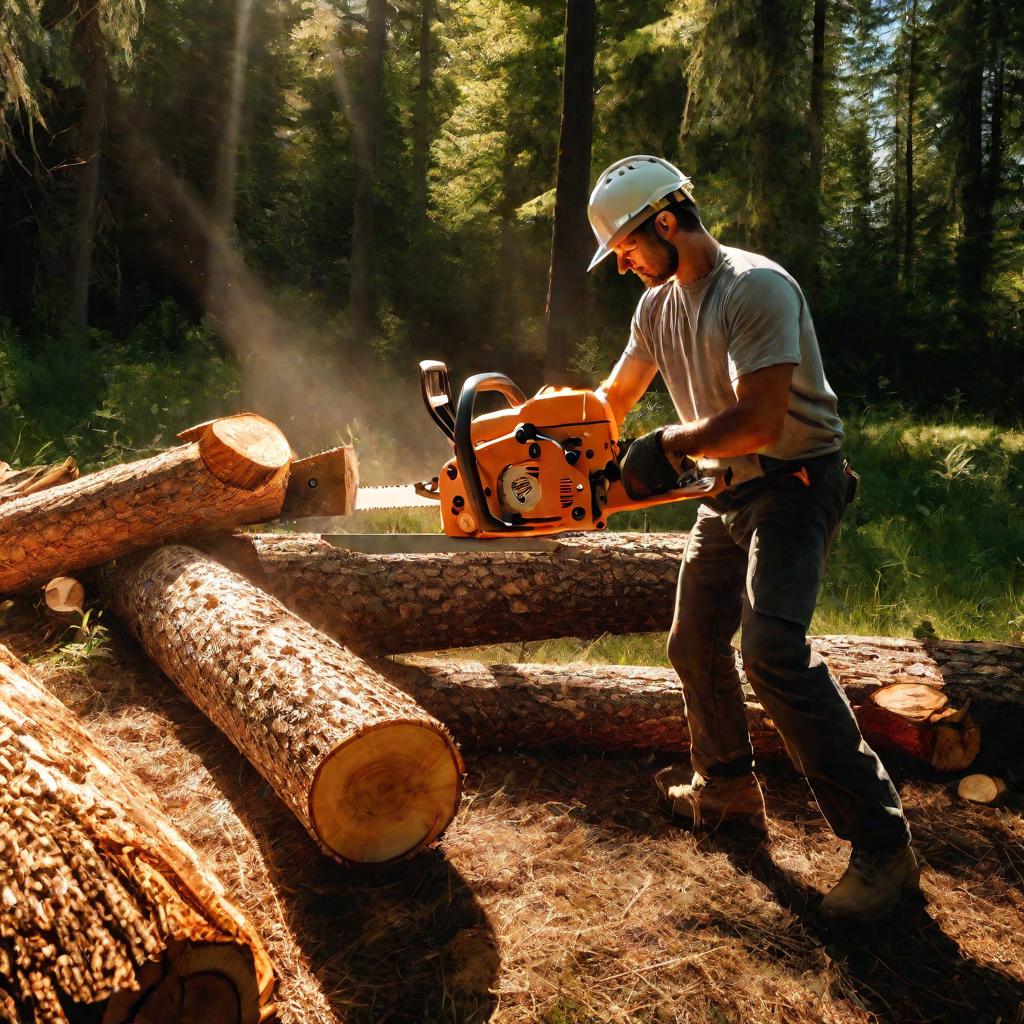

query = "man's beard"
[[640, 235, 679, 287]]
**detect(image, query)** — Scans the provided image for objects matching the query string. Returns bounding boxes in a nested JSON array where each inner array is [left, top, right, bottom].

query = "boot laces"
[[849, 849, 882, 883]]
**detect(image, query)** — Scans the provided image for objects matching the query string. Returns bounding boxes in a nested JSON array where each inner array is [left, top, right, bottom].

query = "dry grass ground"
[[3, 597, 1024, 1024]]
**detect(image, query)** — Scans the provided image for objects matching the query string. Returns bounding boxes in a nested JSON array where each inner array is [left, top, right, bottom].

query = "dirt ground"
[[3, 596, 1024, 1024]]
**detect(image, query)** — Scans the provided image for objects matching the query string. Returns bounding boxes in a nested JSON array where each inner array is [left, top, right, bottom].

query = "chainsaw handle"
[[454, 372, 529, 533]]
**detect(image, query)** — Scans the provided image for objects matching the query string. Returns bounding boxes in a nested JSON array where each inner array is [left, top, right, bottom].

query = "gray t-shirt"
[[624, 245, 844, 462]]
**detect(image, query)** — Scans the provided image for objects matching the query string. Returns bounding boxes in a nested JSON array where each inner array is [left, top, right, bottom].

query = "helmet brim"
[[586, 208, 658, 273]]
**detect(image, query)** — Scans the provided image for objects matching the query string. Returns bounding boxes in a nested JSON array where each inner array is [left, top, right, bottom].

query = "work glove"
[[619, 428, 695, 500]]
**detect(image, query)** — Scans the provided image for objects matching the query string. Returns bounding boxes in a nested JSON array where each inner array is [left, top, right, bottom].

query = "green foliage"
[[0, 304, 239, 471]]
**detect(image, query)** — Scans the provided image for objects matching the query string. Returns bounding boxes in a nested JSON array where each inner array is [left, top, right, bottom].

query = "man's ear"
[[655, 211, 677, 241]]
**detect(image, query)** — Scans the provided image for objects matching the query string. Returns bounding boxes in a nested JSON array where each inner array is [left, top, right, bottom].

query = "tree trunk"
[[98, 545, 464, 866], [958, 0, 987, 299], [388, 654, 983, 771], [213, 0, 254, 239], [410, 0, 433, 232], [204, 532, 690, 655], [0, 644, 275, 1024], [69, 1, 107, 329], [347, 0, 388, 343], [0, 414, 291, 595], [807, 0, 826, 299], [543, 0, 596, 385], [207, 0, 255, 310], [903, 0, 918, 283]]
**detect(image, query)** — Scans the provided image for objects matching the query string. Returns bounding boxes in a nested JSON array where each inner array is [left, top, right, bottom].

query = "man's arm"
[[660, 362, 795, 465], [595, 351, 659, 426]]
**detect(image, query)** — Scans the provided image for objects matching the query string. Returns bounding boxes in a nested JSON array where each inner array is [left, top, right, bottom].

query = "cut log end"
[[856, 682, 980, 773], [44, 576, 85, 614], [195, 415, 291, 490], [102, 942, 262, 1024], [310, 721, 464, 864], [957, 773, 1008, 806]]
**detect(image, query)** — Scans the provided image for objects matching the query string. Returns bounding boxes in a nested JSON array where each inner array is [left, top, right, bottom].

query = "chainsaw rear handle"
[[454, 372, 529, 533]]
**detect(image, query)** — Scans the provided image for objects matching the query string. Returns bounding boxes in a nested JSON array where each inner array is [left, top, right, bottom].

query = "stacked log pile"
[[1, 415, 1021, 1024], [0, 645, 275, 1023]]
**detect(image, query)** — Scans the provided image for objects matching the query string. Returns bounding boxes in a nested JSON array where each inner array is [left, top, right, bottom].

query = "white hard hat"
[[587, 155, 695, 271]]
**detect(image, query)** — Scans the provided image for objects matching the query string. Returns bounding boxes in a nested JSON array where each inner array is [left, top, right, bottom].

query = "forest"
[[2, 0, 1021, 458]]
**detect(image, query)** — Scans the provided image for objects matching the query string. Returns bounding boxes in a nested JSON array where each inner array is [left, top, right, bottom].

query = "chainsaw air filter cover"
[[499, 464, 543, 513]]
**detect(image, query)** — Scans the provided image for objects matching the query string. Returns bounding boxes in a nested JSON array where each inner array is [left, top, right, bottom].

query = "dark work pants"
[[667, 452, 911, 852]]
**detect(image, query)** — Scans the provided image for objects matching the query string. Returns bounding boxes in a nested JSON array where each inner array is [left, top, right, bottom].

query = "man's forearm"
[[661, 405, 781, 463]]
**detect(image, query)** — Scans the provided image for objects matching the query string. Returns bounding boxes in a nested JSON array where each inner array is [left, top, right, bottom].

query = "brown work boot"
[[654, 767, 768, 833], [818, 845, 921, 924]]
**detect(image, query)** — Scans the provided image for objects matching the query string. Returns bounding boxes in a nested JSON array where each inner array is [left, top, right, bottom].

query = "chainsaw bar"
[[354, 484, 441, 511]]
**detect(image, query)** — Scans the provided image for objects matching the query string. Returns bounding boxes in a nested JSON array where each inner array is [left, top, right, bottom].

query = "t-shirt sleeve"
[[623, 296, 657, 364], [724, 269, 802, 383]]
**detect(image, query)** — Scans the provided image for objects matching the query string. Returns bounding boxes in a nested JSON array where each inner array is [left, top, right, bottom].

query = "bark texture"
[[0, 415, 290, 595], [98, 546, 464, 866], [543, 0, 595, 383], [387, 657, 988, 768], [387, 659, 785, 757], [211, 532, 690, 655], [0, 644, 275, 1024], [811, 634, 1024, 710]]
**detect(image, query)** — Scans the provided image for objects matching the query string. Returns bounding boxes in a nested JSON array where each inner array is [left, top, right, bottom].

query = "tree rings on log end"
[[310, 722, 464, 864], [102, 942, 262, 1024], [190, 415, 292, 490]]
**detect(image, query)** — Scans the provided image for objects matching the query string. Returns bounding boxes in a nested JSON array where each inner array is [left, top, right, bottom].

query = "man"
[[588, 155, 918, 923]]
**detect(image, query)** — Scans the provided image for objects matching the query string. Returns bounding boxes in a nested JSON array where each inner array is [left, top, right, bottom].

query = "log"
[[206, 532, 691, 655], [0, 458, 79, 501], [98, 545, 464, 866], [386, 659, 785, 757], [44, 576, 85, 615], [0, 644, 275, 1024], [386, 660, 978, 770], [811, 634, 1024, 711], [0, 414, 291, 596], [850, 681, 980, 771]]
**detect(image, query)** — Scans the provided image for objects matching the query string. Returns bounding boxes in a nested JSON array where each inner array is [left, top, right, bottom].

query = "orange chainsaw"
[[354, 361, 716, 539]]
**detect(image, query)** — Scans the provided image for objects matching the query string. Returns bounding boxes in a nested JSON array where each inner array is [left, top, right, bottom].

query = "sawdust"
[[3, 596, 1024, 1023]]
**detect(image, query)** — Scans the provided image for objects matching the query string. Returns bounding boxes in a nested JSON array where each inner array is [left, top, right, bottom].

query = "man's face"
[[612, 221, 679, 287]]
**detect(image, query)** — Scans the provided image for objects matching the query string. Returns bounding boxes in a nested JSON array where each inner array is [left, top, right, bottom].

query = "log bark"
[[387, 659, 785, 757], [209, 532, 690, 655], [810, 634, 1024, 711], [0, 414, 291, 595], [0, 644, 275, 1024], [98, 546, 464, 866], [385, 657, 983, 771]]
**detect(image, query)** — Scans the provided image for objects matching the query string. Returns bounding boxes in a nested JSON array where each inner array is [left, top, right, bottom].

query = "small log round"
[[181, 415, 293, 490], [44, 575, 85, 614], [957, 774, 1008, 805]]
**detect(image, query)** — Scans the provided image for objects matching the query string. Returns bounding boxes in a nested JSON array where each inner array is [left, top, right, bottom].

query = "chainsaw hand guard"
[[620, 429, 694, 500]]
